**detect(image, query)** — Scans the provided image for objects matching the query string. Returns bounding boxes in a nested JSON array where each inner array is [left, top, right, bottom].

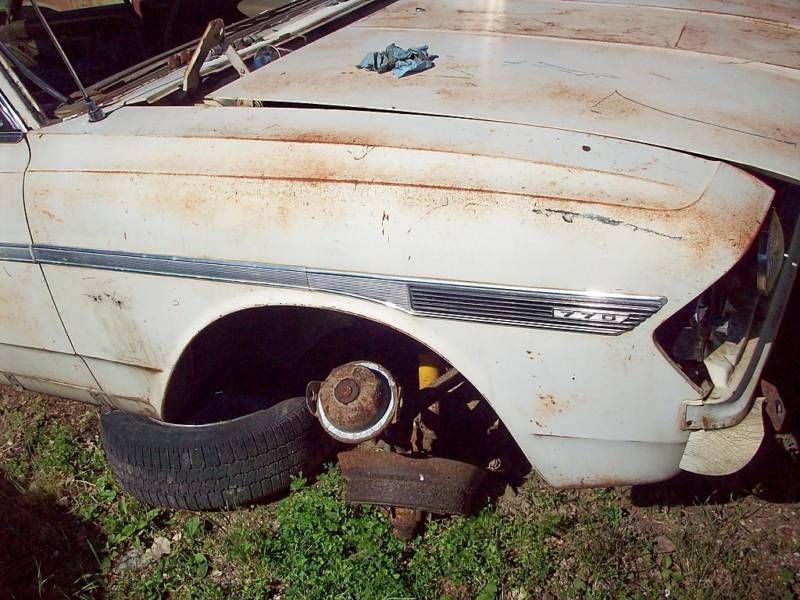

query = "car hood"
[[210, 0, 800, 183]]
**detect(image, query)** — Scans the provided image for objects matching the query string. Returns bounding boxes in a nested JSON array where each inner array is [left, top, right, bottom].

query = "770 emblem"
[[553, 309, 630, 323]]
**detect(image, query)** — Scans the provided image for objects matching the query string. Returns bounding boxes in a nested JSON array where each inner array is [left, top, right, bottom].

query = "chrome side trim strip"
[[408, 282, 665, 335], [31, 244, 665, 335], [0, 243, 34, 262], [34, 245, 308, 288], [308, 270, 411, 310]]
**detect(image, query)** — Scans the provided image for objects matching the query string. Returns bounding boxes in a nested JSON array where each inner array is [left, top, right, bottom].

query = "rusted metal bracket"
[[338, 450, 487, 516], [419, 367, 462, 399], [761, 379, 786, 431], [224, 44, 251, 77], [385, 507, 423, 540], [182, 18, 225, 94]]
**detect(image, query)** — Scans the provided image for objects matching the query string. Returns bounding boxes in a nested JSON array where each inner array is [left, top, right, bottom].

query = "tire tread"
[[100, 397, 334, 510]]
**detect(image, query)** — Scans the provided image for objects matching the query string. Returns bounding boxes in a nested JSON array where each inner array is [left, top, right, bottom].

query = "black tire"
[[100, 397, 335, 510]]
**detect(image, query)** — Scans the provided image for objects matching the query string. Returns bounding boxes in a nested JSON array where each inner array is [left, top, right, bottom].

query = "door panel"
[[0, 343, 96, 384], [0, 261, 75, 352], [0, 127, 30, 244], [0, 90, 97, 397]]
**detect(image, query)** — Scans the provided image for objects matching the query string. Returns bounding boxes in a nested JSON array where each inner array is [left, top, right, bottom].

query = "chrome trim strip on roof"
[[0, 243, 34, 262], [32, 245, 665, 335]]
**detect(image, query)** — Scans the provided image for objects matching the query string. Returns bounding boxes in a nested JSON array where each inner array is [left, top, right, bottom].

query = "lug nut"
[[334, 378, 360, 404]]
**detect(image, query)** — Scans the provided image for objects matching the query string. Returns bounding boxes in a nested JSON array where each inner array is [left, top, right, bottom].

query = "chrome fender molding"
[[11, 244, 665, 335]]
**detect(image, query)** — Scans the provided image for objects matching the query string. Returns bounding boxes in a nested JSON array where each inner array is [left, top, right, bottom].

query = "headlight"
[[657, 201, 790, 391], [756, 209, 785, 296]]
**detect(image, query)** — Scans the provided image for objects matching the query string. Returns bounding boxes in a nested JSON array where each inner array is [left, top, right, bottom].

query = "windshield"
[[0, 0, 272, 116]]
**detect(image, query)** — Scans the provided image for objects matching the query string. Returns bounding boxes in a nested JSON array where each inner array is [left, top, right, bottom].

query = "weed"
[[2, 391, 799, 599], [261, 469, 408, 600], [409, 508, 506, 597]]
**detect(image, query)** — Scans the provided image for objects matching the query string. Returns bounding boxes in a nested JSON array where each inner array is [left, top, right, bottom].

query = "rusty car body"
[[1, 0, 799, 489]]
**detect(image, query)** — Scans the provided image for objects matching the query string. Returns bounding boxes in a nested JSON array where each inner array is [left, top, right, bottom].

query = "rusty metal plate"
[[762, 379, 787, 432], [338, 450, 487, 515]]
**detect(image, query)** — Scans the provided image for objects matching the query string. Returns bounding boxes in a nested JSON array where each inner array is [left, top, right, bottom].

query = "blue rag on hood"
[[356, 43, 437, 78]]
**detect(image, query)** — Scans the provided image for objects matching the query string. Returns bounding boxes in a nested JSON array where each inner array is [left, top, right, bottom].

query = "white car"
[[1, 0, 798, 511]]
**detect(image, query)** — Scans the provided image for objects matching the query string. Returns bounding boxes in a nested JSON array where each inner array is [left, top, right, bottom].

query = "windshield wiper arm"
[[29, 0, 105, 120]]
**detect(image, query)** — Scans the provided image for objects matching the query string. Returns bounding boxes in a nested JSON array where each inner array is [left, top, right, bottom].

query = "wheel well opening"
[[163, 305, 530, 478], [163, 306, 428, 424]]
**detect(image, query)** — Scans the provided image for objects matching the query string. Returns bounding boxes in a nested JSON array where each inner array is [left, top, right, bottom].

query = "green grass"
[[1, 393, 799, 599]]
